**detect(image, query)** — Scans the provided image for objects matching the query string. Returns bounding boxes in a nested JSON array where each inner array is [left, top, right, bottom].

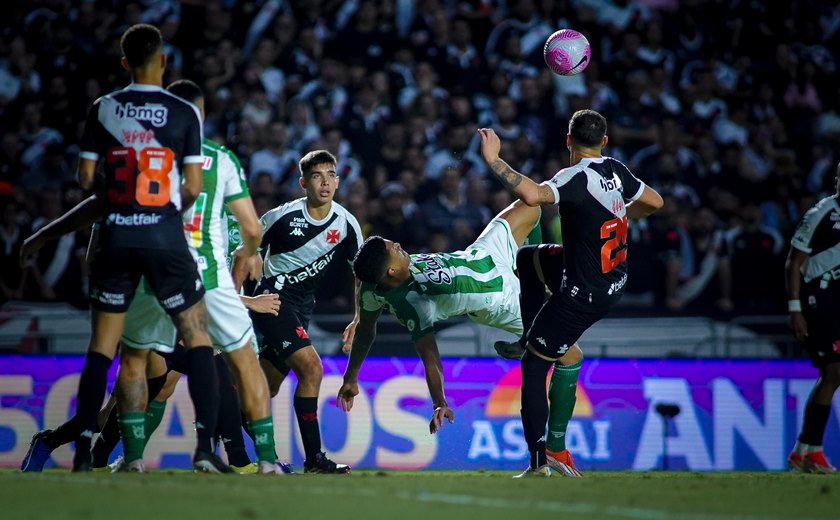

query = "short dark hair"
[[569, 109, 607, 148], [299, 150, 337, 176], [120, 24, 163, 68], [353, 236, 391, 284], [166, 79, 203, 104]]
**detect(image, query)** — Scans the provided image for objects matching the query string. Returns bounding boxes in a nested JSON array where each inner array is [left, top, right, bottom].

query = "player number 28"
[[600, 215, 628, 273], [106, 146, 173, 207]]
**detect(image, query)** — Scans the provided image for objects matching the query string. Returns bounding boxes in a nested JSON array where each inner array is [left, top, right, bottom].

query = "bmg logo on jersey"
[[115, 102, 169, 127]]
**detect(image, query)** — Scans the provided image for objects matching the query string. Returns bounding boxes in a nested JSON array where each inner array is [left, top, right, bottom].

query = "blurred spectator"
[[370, 182, 426, 251], [420, 167, 486, 249], [249, 121, 298, 185], [27, 187, 83, 304], [679, 207, 733, 315], [425, 125, 485, 180], [726, 200, 785, 313], [18, 101, 63, 177], [0, 197, 27, 303]]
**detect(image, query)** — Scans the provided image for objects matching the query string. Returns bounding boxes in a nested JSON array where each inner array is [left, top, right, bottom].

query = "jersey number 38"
[[107, 146, 173, 207]]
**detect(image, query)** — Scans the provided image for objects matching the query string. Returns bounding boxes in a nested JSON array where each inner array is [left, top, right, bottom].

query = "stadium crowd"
[[1, 0, 839, 318]]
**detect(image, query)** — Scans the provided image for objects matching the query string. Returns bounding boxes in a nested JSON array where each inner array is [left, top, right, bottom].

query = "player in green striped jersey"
[[337, 201, 543, 433]]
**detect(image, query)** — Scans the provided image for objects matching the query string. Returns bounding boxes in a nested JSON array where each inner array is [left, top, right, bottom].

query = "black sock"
[[186, 347, 219, 454], [214, 356, 250, 467], [44, 416, 80, 449], [521, 350, 552, 468], [91, 406, 120, 467], [91, 373, 168, 467], [799, 400, 831, 446], [146, 373, 168, 402], [72, 351, 113, 467], [294, 396, 321, 462]]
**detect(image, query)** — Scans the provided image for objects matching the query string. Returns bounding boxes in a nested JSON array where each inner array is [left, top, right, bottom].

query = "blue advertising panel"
[[0, 356, 837, 471]]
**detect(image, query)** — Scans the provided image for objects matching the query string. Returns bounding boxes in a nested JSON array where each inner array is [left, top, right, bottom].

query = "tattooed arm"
[[478, 128, 556, 206]]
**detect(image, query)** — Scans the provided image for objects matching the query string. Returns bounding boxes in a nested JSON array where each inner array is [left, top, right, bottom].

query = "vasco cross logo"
[[326, 229, 341, 244]]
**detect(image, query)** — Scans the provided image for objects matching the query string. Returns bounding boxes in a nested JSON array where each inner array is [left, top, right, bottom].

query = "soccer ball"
[[543, 29, 591, 76]]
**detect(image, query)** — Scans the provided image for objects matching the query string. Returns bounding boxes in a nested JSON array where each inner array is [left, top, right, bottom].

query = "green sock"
[[141, 400, 167, 450], [118, 412, 147, 463], [524, 208, 543, 245], [246, 416, 276, 463], [546, 360, 581, 452]]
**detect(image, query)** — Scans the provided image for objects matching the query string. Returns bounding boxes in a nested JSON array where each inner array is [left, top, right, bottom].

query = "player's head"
[[120, 24, 165, 76], [353, 236, 410, 287], [166, 79, 205, 120], [299, 149, 338, 206], [567, 109, 608, 151]]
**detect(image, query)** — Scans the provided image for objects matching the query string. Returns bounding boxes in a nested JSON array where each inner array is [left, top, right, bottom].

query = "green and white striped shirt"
[[360, 249, 514, 341], [183, 139, 250, 290]]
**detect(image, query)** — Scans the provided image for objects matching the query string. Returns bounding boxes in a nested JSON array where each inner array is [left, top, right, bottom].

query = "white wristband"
[[788, 300, 802, 313]]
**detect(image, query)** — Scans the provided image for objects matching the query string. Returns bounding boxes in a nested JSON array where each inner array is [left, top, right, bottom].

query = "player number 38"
[[600, 215, 628, 273], [106, 146, 174, 207]]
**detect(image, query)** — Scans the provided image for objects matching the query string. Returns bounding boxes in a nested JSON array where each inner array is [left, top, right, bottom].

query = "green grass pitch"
[[1, 470, 836, 520]]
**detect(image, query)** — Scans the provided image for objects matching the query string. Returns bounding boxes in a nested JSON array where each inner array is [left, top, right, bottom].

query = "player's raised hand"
[[477, 128, 501, 164], [341, 319, 358, 353], [429, 405, 454, 434], [337, 381, 359, 412], [19, 234, 45, 268]]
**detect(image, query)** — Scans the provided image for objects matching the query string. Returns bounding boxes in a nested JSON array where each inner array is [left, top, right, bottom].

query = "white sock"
[[806, 445, 823, 454], [794, 441, 809, 456]]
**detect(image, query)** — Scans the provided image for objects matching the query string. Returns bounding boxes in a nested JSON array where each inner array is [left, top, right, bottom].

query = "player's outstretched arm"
[[338, 310, 380, 412], [341, 278, 363, 353], [625, 185, 664, 220], [19, 195, 104, 268], [478, 128, 556, 207], [414, 332, 454, 434]]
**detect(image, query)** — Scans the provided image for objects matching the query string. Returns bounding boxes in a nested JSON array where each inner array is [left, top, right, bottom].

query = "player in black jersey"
[[785, 162, 840, 474], [479, 109, 663, 477], [249, 150, 362, 473], [19, 25, 226, 473]]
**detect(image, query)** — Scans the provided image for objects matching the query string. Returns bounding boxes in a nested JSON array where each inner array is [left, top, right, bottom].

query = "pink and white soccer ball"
[[543, 29, 591, 76]]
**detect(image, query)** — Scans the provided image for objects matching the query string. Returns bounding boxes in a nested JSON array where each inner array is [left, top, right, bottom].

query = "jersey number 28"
[[107, 146, 173, 207], [600, 216, 628, 273]]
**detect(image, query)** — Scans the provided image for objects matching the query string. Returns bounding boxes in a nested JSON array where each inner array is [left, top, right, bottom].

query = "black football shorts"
[[526, 286, 620, 359], [251, 303, 312, 370], [89, 246, 204, 314], [802, 289, 840, 368]]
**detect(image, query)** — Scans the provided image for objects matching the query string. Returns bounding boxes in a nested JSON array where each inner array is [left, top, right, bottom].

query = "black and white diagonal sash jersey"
[[792, 194, 840, 291], [256, 197, 363, 311], [545, 156, 645, 299], [80, 83, 204, 250]]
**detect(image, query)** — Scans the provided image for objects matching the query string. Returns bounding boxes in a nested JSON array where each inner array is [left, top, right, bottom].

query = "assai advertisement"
[[0, 356, 837, 471]]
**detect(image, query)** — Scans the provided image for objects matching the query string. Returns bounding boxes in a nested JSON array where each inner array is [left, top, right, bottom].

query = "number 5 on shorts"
[[107, 146, 174, 207]]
